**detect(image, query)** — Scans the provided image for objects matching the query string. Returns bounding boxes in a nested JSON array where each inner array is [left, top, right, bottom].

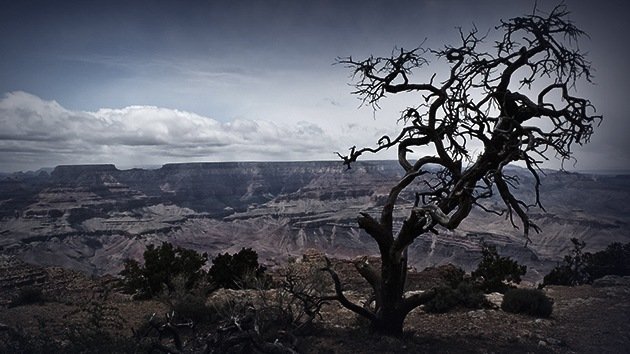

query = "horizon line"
[[2, 160, 630, 176]]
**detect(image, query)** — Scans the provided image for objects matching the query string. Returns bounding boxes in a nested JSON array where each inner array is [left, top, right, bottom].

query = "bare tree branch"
[[332, 3, 600, 334], [321, 257, 377, 322]]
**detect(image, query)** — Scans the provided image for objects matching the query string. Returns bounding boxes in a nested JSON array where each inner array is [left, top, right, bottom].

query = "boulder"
[[484, 292, 504, 309]]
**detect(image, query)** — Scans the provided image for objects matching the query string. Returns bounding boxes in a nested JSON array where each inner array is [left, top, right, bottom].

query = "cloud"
[[0, 91, 342, 171], [3, 88, 619, 173]]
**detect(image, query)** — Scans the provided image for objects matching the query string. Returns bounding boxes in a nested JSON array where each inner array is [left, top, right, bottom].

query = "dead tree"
[[332, 4, 601, 335]]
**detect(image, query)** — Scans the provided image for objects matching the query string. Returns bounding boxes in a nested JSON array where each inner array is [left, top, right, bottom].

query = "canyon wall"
[[1, 161, 628, 281]]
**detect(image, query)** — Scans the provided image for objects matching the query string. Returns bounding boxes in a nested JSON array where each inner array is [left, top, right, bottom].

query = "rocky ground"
[[300, 283, 630, 353], [0, 254, 628, 353]]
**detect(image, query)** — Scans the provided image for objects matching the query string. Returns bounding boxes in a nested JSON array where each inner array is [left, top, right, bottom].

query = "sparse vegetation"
[[61, 290, 132, 353], [542, 238, 590, 286], [2, 289, 135, 354], [119, 241, 208, 299], [542, 239, 630, 287], [585, 241, 630, 280], [164, 275, 214, 325], [424, 280, 487, 313], [279, 260, 332, 333], [208, 247, 269, 290], [423, 247, 523, 314], [472, 244, 527, 294], [501, 288, 553, 318], [139, 271, 320, 353], [204, 296, 300, 353], [2, 250, 630, 353]]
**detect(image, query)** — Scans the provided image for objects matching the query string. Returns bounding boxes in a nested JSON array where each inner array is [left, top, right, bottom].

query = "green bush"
[[585, 242, 630, 280], [424, 286, 460, 313], [208, 248, 269, 289], [424, 280, 487, 313], [501, 288, 553, 318], [442, 265, 466, 288], [472, 243, 527, 293], [455, 281, 487, 309], [119, 258, 151, 299], [119, 242, 208, 299], [424, 244, 527, 313], [542, 239, 630, 287], [542, 238, 590, 286]]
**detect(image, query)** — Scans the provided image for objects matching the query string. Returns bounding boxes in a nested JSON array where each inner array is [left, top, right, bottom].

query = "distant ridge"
[[577, 169, 630, 175], [3, 160, 629, 177], [52, 164, 118, 174]]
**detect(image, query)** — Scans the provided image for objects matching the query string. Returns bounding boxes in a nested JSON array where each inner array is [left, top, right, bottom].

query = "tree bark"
[[372, 252, 408, 335]]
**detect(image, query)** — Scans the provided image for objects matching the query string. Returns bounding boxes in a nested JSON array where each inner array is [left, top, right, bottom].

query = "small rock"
[[538, 340, 548, 347], [484, 292, 503, 309]]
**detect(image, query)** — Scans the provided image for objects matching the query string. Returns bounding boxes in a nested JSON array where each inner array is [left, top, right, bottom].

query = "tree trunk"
[[371, 309, 406, 336], [371, 252, 408, 336]]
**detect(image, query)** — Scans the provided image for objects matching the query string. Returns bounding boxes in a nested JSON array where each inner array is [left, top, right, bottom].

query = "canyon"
[[0, 161, 628, 282]]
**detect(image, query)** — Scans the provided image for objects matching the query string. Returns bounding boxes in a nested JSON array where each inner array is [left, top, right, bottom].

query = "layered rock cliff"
[[0, 161, 628, 280]]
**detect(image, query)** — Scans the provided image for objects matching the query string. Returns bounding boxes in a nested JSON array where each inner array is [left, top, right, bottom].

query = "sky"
[[1, 0, 629, 172]]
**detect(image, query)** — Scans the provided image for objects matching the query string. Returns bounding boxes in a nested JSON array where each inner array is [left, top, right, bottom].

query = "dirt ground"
[[296, 283, 630, 353], [0, 257, 629, 353]]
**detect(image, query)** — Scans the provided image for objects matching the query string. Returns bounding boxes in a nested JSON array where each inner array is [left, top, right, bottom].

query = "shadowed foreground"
[[0, 254, 628, 353]]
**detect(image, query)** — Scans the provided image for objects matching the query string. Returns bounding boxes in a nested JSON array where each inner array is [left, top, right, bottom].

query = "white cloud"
[[0, 91, 349, 171], [0, 90, 621, 173]]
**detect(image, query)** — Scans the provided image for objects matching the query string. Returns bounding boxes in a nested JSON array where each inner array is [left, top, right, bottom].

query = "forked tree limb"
[[321, 257, 377, 321], [331, 3, 601, 328]]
